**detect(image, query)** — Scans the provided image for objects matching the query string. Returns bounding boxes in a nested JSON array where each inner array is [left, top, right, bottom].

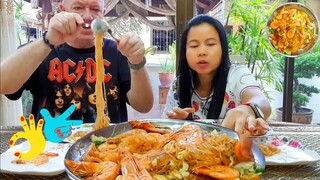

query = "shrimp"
[[82, 144, 104, 163], [234, 134, 254, 163], [194, 165, 240, 180], [129, 120, 172, 134], [135, 149, 179, 174], [120, 150, 153, 180], [65, 159, 120, 180], [170, 124, 205, 148], [82, 143, 120, 163]]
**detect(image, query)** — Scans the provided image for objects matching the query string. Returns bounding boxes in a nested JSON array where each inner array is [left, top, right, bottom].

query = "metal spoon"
[[91, 18, 109, 34], [91, 18, 119, 42]]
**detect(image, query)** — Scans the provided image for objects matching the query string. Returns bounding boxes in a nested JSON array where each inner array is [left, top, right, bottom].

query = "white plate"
[[266, 145, 320, 165], [64, 123, 94, 143], [0, 141, 71, 176], [64, 123, 114, 143]]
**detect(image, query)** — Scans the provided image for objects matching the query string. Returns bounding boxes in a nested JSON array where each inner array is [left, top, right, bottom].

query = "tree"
[[226, 0, 284, 100]]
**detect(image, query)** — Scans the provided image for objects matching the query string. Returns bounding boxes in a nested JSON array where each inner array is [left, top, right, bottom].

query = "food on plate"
[[11, 152, 59, 166], [65, 121, 264, 180], [67, 130, 90, 142], [267, 5, 318, 55], [258, 144, 281, 157]]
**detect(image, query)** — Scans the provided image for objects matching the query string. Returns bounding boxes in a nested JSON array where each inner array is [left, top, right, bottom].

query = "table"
[[1, 123, 320, 180]]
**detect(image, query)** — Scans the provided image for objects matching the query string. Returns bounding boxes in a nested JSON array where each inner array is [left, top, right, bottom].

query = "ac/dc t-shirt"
[[6, 39, 131, 123]]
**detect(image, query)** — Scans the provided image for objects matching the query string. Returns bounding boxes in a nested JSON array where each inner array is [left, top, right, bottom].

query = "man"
[[0, 0, 153, 123]]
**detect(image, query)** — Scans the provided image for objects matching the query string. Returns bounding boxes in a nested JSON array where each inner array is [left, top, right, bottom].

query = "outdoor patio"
[[127, 58, 320, 124]]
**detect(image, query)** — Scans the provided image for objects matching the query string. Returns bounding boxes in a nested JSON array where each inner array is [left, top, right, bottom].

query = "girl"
[[162, 15, 271, 136]]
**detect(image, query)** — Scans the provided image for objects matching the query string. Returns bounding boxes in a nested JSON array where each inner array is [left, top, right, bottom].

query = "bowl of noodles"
[[266, 3, 319, 57]]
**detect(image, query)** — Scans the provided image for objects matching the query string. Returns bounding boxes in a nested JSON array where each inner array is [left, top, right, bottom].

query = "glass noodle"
[[93, 32, 110, 130]]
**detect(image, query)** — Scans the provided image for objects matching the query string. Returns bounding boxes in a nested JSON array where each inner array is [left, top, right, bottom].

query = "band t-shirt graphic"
[[6, 39, 131, 123]]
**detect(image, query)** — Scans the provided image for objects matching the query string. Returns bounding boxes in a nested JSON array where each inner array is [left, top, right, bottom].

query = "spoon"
[[91, 18, 108, 34], [91, 18, 119, 42]]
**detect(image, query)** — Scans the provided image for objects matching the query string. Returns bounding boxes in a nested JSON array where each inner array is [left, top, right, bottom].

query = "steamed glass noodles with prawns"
[[267, 3, 319, 56], [65, 121, 264, 180]]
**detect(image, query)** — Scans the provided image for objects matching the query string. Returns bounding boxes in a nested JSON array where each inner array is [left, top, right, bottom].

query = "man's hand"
[[45, 12, 84, 47], [40, 105, 83, 143], [9, 114, 46, 160], [166, 107, 195, 119], [117, 33, 145, 65]]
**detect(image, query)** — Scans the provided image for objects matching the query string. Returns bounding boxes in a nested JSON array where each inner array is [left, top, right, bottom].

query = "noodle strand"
[[93, 32, 110, 130]]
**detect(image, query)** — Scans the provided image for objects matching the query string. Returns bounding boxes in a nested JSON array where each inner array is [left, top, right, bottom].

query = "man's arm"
[[116, 33, 153, 113], [126, 66, 154, 113], [0, 40, 51, 94], [1, 11, 85, 95]]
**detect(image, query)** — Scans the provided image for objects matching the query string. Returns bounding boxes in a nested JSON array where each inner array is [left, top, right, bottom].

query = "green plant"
[[226, 0, 284, 100], [144, 45, 157, 55], [280, 46, 320, 112], [14, 0, 27, 46], [159, 42, 176, 73]]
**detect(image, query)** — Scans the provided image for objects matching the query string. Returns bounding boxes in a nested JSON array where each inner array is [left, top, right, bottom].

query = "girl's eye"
[[188, 44, 198, 48]]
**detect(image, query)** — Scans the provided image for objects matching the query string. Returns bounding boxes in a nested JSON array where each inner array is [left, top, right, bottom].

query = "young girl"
[[162, 15, 271, 136]]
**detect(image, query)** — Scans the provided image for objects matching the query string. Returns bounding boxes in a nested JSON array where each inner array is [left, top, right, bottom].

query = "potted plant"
[[276, 47, 320, 124], [145, 45, 157, 55], [159, 42, 176, 87]]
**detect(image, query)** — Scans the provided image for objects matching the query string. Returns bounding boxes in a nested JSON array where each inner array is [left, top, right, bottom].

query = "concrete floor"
[[127, 64, 165, 120]]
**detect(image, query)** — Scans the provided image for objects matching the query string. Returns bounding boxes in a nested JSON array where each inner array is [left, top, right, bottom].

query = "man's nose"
[[82, 8, 94, 21]]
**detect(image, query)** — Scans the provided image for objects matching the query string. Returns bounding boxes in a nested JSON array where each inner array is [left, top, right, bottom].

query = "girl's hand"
[[244, 116, 269, 136], [166, 107, 195, 119], [221, 107, 269, 136]]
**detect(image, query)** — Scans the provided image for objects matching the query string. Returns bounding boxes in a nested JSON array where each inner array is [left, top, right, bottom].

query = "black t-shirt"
[[6, 39, 131, 123]]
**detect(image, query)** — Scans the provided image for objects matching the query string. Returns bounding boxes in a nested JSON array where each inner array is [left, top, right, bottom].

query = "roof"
[[23, 0, 221, 16], [23, 0, 222, 30]]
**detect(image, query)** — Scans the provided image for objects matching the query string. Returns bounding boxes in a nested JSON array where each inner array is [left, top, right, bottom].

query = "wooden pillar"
[[41, 0, 53, 30], [282, 0, 297, 122], [176, 0, 195, 75]]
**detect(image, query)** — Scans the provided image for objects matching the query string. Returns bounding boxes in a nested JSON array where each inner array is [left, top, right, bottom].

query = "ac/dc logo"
[[47, 58, 112, 84]]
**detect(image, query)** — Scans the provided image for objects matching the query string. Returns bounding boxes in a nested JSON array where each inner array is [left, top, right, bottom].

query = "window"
[[151, 21, 176, 53]]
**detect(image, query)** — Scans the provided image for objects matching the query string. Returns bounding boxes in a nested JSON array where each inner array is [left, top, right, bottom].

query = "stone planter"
[[159, 72, 175, 87], [275, 107, 314, 124]]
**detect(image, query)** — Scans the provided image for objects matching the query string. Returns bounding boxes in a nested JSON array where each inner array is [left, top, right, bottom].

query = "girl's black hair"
[[178, 14, 231, 119]]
